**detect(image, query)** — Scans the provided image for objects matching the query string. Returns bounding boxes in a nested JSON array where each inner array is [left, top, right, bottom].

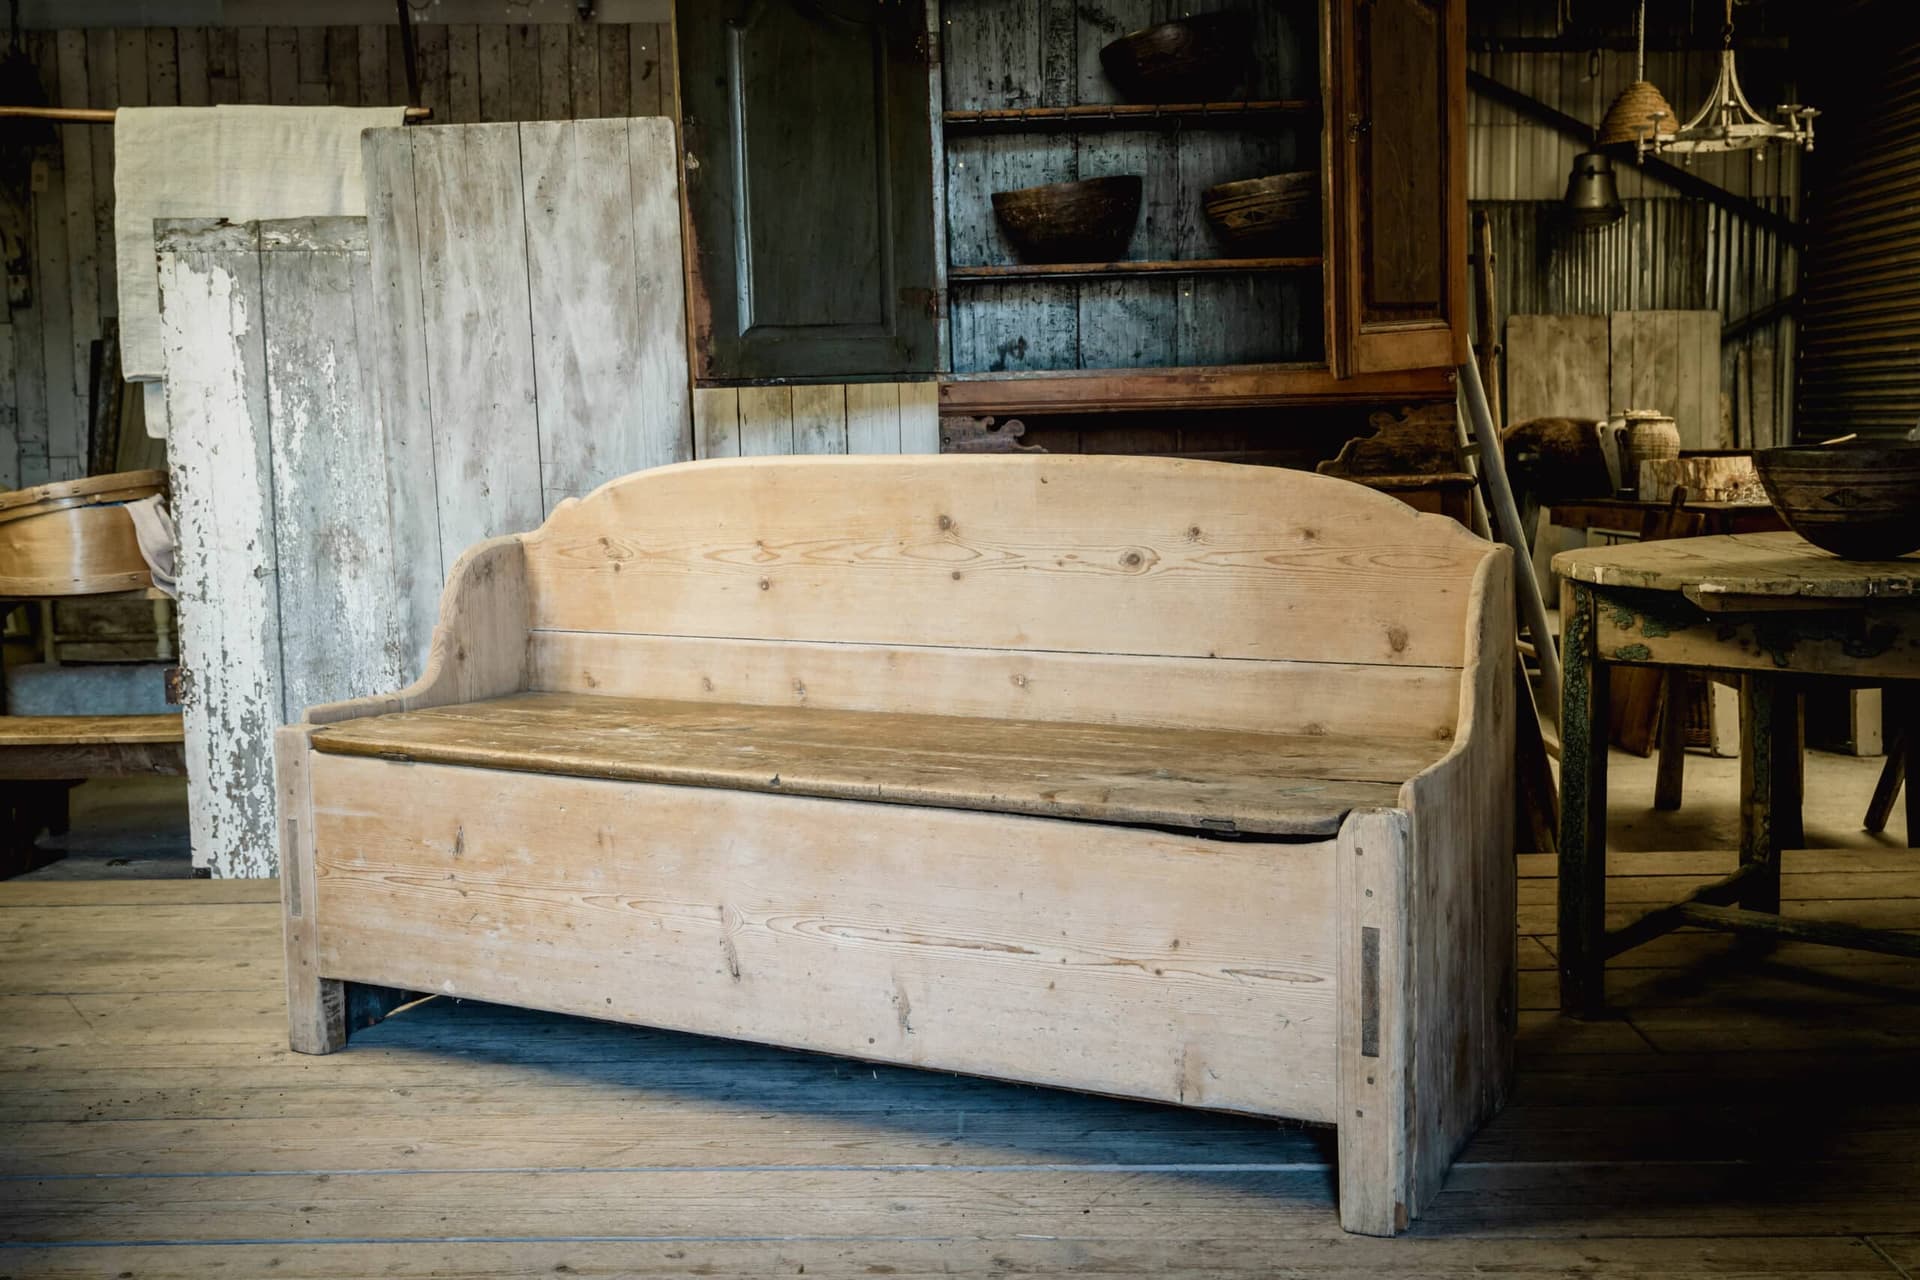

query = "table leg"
[[1891, 685, 1920, 849], [1558, 583, 1611, 1016], [1654, 673, 1686, 811], [1738, 676, 1802, 915]]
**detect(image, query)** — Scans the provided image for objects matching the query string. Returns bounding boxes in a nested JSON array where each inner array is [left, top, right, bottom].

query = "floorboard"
[[3, 849, 1919, 1274]]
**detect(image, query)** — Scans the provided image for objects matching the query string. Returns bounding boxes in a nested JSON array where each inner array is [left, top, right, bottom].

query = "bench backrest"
[[518, 455, 1503, 740]]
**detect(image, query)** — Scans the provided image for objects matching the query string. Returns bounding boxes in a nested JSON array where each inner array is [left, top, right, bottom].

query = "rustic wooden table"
[[1548, 497, 1785, 538], [1552, 531, 1920, 1015]]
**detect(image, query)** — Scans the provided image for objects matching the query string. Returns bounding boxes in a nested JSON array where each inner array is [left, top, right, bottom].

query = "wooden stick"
[[1461, 353, 1562, 718], [0, 105, 433, 122]]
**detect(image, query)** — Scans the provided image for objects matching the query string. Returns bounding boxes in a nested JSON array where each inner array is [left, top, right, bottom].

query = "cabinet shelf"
[[942, 99, 1319, 135], [948, 257, 1321, 284]]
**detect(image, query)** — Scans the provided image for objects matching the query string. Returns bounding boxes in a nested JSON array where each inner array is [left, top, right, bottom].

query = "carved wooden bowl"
[[1755, 443, 1920, 559], [1203, 171, 1319, 256], [1099, 12, 1255, 103], [991, 176, 1143, 264]]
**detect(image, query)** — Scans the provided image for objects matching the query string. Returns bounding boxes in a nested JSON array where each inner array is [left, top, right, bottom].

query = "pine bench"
[[276, 455, 1517, 1235]]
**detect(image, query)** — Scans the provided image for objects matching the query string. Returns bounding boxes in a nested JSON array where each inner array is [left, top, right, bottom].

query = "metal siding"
[[1796, 29, 1920, 440]]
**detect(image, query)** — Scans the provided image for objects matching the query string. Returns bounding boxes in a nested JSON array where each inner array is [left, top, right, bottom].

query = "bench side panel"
[[521, 455, 1493, 669], [309, 752, 1342, 1123]]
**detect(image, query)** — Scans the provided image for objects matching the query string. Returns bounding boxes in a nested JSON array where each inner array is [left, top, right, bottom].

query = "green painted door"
[[680, 0, 939, 380]]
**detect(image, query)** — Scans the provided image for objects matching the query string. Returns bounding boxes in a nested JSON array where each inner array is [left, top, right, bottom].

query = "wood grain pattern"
[[0, 712, 181, 746], [309, 690, 1441, 837], [1396, 546, 1518, 1223], [520, 455, 1496, 667], [309, 751, 1343, 1123], [1559, 531, 1920, 601], [525, 631, 1463, 739]]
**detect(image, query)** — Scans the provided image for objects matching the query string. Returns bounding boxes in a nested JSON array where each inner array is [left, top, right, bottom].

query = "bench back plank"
[[519, 456, 1496, 733]]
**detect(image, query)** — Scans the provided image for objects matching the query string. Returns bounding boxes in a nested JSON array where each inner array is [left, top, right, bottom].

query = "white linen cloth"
[[113, 105, 408, 384], [123, 493, 177, 599]]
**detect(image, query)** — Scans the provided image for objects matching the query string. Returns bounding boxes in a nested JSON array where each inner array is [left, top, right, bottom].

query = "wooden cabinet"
[[674, 0, 1465, 411], [678, 0, 940, 381], [1328, 0, 1467, 376]]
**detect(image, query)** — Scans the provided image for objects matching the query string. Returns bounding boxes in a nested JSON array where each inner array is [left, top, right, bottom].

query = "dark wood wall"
[[0, 20, 674, 491]]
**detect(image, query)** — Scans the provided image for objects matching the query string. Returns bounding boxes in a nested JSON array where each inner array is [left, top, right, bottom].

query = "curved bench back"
[[519, 455, 1502, 737]]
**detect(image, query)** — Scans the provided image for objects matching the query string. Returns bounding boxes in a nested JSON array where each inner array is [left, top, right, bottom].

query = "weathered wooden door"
[[679, 0, 939, 380], [1327, 0, 1466, 377]]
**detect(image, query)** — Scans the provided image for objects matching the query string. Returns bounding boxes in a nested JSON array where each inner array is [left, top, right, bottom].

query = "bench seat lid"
[[308, 692, 1449, 838]]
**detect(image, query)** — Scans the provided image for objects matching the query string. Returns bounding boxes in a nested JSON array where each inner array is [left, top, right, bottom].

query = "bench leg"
[[1336, 808, 1413, 1236], [277, 727, 347, 1053]]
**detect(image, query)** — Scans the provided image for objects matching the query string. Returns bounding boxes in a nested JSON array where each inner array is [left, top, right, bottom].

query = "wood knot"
[[1187, 525, 1203, 540], [758, 578, 771, 591], [937, 514, 954, 531], [1123, 551, 1143, 568], [1386, 625, 1409, 654], [951, 570, 963, 580]]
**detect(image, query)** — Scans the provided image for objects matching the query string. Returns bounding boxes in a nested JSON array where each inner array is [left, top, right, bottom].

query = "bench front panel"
[[309, 752, 1342, 1122]]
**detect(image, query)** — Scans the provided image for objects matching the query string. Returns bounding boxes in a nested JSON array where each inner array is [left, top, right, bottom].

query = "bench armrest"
[[1339, 548, 1517, 1235], [305, 535, 530, 726]]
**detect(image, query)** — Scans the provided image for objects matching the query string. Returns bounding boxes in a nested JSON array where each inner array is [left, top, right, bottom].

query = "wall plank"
[[409, 122, 544, 554], [520, 117, 689, 510], [258, 218, 410, 722], [360, 129, 443, 679]]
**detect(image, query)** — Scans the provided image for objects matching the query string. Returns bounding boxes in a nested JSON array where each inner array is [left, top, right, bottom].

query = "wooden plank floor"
[[3, 855, 1919, 1277]]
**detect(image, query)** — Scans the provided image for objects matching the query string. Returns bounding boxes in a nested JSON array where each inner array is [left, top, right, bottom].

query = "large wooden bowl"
[[0, 470, 167, 597], [991, 176, 1143, 264], [1203, 171, 1319, 256], [1754, 443, 1920, 559], [1099, 12, 1255, 103]]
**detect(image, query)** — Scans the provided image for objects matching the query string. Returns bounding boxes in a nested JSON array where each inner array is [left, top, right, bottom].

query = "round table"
[[1552, 530, 1920, 1016]]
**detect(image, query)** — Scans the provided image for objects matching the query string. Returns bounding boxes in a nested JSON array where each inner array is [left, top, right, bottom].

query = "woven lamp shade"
[[1598, 80, 1679, 147]]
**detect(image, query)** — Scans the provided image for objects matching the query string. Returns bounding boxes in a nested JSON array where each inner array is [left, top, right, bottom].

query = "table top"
[[1554, 531, 1920, 605]]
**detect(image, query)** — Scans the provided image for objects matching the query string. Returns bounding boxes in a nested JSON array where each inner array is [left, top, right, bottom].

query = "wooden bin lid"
[[0, 470, 168, 526]]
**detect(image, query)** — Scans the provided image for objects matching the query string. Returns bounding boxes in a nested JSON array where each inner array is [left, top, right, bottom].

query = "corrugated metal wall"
[[1467, 37, 1802, 447], [1795, 14, 1920, 440]]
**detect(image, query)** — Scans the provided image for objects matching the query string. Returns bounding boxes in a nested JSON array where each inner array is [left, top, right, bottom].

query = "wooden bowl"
[[1203, 171, 1319, 256], [1100, 12, 1255, 103], [1754, 443, 1920, 559], [0, 470, 166, 597], [991, 176, 1143, 264]]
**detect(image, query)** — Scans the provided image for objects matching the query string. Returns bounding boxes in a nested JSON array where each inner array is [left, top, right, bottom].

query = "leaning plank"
[[310, 752, 1343, 1122], [155, 220, 282, 878], [359, 127, 443, 679], [519, 118, 653, 511], [407, 123, 544, 559], [258, 217, 410, 721]]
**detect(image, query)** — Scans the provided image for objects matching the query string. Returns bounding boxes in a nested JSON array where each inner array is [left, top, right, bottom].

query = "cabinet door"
[[1326, 0, 1466, 376], [679, 0, 939, 381]]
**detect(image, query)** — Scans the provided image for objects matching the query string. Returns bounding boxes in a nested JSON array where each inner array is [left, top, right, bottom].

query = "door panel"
[[1328, 0, 1465, 376], [681, 0, 938, 380]]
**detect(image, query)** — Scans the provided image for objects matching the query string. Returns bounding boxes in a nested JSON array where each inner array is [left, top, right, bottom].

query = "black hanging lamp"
[[1563, 149, 1625, 229]]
